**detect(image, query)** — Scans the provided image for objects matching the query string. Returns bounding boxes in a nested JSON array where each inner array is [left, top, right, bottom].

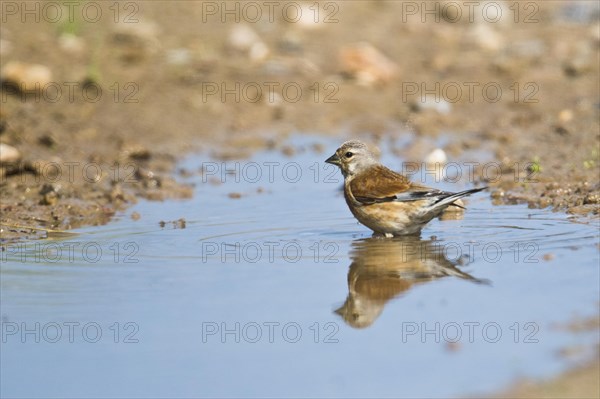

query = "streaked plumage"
[[325, 140, 486, 236]]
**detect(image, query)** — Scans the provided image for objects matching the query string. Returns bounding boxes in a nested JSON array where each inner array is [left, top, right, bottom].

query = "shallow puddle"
[[2, 136, 599, 398]]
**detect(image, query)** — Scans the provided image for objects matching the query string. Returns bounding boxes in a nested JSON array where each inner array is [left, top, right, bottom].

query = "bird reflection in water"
[[335, 236, 489, 329]]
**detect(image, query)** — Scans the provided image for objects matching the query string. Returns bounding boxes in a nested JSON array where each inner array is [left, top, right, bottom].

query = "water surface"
[[2, 136, 599, 398]]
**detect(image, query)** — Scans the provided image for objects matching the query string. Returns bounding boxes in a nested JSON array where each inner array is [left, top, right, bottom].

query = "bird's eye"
[[345, 152, 353, 158]]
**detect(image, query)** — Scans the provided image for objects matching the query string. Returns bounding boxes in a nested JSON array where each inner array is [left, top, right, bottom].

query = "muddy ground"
[[0, 0, 598, 395], [1, 1, 599, 242]]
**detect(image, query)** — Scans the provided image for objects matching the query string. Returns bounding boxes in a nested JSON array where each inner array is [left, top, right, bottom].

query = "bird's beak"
[[333, 306, 345, 316], [325, 153, 341, 166]]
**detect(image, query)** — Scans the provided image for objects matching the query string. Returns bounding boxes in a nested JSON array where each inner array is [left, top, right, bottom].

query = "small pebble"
[[228, 25, 269, 62], [468, 24, 505, 52], [281, 146, 296, 157], [558, 109, 574, 123], [229, 25, 261, 51], [59, 33, 85, 53], [0, 143, 21, 164], [1, 61, 52, 92], [166, 48, 192, 65], [39, 183, 60, 206], [445, 341, 461, 352], [37, 135, 56, 147], [122, 143, 151, 160], [425, 148, 447, 165], [311, 143, 325, 154], [414, 96, 452, 114], [295, 3, 326, 29], [339, 42, 398, 86]]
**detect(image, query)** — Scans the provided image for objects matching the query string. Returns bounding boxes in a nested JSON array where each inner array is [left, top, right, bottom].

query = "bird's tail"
[[433, 187, 487, 209]]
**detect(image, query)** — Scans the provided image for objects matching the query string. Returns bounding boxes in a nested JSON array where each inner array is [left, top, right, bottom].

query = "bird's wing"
[[393, 183, 464, 203], [350, 165, 419, 204], [350, 165, 469, 205]]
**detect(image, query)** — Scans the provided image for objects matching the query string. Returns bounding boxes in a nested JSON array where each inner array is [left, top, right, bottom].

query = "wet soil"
[[493, 316, 600, 399], [1, 1, 598, 243], [492, 360, 599, 398]]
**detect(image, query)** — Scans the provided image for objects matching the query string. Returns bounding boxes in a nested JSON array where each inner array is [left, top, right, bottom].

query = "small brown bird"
[[325, 140, 486, 236]]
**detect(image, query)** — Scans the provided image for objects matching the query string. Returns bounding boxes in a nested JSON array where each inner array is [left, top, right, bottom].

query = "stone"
[[558, 109, 574, 123], [0, 143, 21, 164], [295, 2, 326, 30], [413, 96, 452, 114], [339, 42, 398, 86], [1, 62, 52, 92], [228, 25, 270, 62], [468, 23, 505, 52], [166, 48, 192, 65], [425, 148, 447, 165], [59, 33, 85, 53]]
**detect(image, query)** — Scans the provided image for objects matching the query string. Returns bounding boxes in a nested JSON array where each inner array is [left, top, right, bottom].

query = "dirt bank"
[[497, 359, 599, 399], [1, 2, 598, 238]]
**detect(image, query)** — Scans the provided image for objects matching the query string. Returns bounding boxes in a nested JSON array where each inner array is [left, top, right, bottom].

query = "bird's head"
[[325, 140, 378, 177]]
